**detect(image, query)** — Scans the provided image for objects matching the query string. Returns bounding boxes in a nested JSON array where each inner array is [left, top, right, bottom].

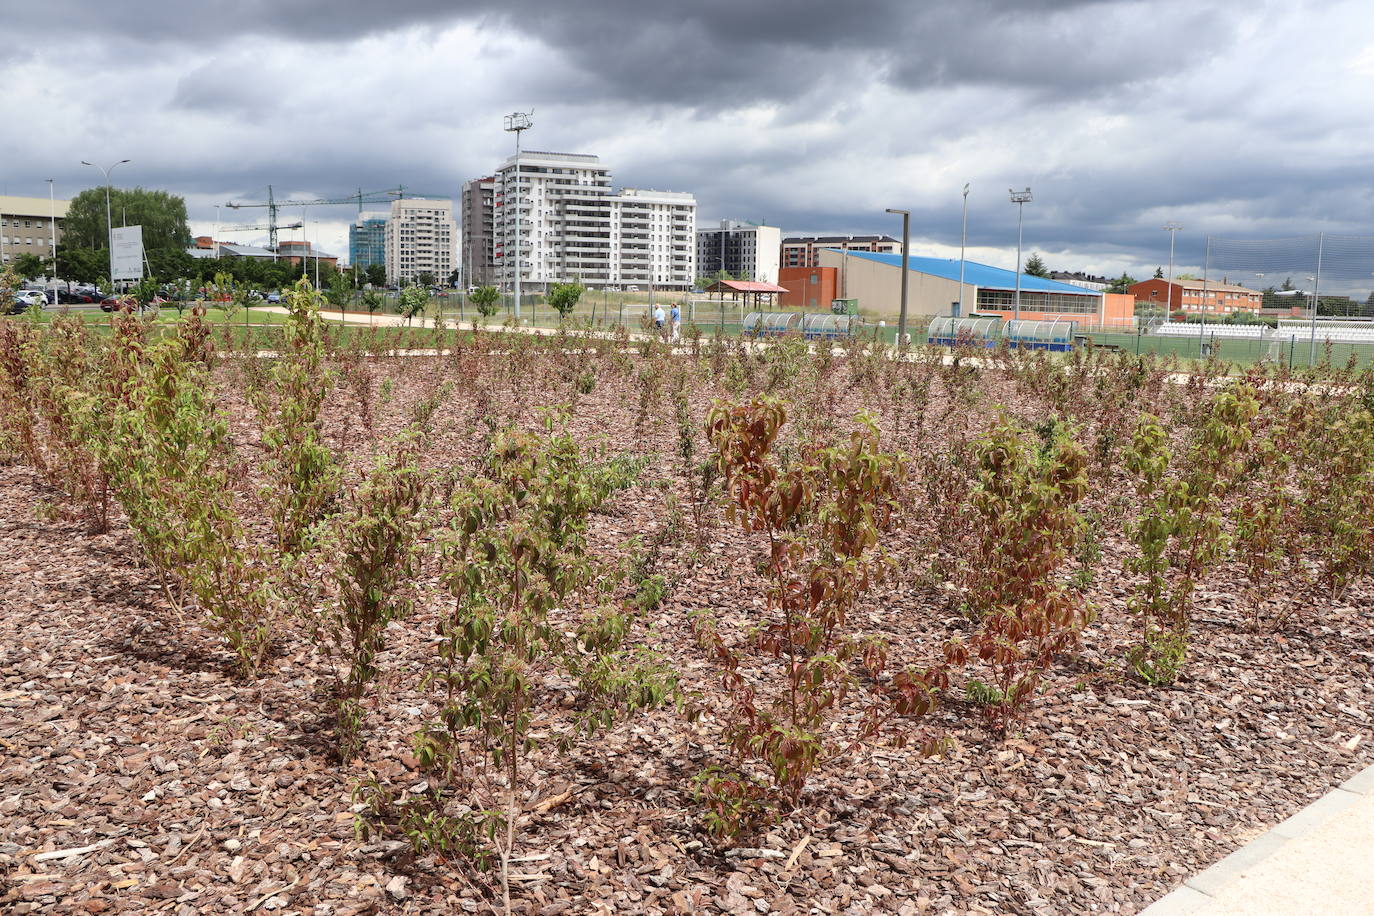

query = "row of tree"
[[19, 187, 453, 292]]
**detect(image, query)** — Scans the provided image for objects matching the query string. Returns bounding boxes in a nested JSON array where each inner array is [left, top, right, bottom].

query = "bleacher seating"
[[1155, 324, 1270, 338]]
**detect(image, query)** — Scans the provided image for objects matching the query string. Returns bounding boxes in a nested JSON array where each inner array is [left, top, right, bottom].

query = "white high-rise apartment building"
[[384, 197, 456, 284], [696, 219, 782, 283], [491, 151, 695, 290]]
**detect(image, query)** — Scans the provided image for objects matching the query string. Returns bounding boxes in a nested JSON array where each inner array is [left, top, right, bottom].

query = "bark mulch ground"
[[2, 356, 1371, 915]]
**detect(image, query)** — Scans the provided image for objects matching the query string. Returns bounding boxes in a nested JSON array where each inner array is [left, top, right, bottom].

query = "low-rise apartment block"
[[781, 235, 899, 270], [0, 194, 69, 266], [1129, 277, 1263, 314]]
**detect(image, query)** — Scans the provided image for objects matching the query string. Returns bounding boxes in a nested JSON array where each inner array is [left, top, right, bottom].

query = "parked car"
[[58, 289, 99, 304], [266, 291, 282, 304], [100, 295, 140, 312], [13, 290, 47, 309]]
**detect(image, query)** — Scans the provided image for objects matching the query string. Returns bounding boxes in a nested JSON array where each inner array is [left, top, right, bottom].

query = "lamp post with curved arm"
[[81, 158, 131, 286]]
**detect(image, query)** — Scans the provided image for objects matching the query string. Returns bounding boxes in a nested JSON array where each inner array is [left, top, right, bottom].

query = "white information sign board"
[[111, 225, 144, 281]]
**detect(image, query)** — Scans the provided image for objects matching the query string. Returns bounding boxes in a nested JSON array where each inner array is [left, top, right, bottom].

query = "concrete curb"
[[1139, 761, 1374, 915]]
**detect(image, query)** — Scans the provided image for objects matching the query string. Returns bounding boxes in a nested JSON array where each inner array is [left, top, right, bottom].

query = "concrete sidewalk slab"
[[1141, 763, 1374, 916]]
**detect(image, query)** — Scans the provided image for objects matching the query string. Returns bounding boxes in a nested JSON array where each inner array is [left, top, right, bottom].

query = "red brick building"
[[779, 266, 837, 308], [781, 235, 899, 269], [1129, 278, 1262, 315]]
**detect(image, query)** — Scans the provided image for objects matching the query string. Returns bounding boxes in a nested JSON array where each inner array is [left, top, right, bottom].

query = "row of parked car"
[[6, 286, 158, 315]]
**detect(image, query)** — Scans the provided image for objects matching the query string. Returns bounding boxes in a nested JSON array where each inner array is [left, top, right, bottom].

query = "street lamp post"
[[958, 183, 970, 317], [46, 179, 58, 276], [504, 111, 533, 321], [1163, 222, 1182, 325], [81, 158, 131, 288], [1009, 188, 1032, 321], [885, 208, 910, 347], [1308, 231, 1324, 364]]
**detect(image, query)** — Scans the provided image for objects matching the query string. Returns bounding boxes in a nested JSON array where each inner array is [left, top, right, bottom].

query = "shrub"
[[409, 417, 673, 906], [699, 397, 941, 830], [956, 416, 1089, 731], [317, 429, 430, 761], [87, 318, 276, 673], [1123, 385, 1258, 683], [254, 278, 340, 556]]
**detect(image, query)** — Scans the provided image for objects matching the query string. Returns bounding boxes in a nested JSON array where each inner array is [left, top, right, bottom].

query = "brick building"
[[1129, 278, 1263, 315], [781, 235, 898, 269], [778, 266, 837, 309]]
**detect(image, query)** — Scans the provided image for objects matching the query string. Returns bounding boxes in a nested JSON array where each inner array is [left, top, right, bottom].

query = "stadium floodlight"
[[886, 208, 911, 346], [1163, 223, 1183, 320], [81, 158, 131, 287], [504, 111, 533, 320], [959, 183, 970, 316], [1009, 188, 1032, 320]]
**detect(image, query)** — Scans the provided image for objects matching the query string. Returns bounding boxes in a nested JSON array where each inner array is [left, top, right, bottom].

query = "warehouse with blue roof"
[[818, 248, 1129, 324]]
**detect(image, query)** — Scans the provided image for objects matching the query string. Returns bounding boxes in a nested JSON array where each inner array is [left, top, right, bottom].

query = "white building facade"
[[384, 197, 456, 284], [696, 219, 781, 283], [491, 151, 696, 290]]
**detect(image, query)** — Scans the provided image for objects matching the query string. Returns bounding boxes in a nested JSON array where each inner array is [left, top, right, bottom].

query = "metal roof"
[[218, 243, 277, 258], [836, 249, 1100, 296], [1134, 278, 1260, 294], [706, 279, 789, 293]]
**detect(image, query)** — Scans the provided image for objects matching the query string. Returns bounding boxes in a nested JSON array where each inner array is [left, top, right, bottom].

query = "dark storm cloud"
[[5, 0, 1370, 289], [13, 0, 1227, 106]]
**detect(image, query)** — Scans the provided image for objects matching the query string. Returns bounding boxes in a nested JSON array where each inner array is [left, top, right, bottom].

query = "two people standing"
[[652, 303, 682, 341]]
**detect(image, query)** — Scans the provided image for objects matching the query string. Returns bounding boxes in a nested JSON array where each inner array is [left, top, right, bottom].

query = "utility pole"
[[504, 111, 533, 320], [886, 208, 910, 346]]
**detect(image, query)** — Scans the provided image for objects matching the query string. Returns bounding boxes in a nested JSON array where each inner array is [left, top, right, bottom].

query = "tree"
[[469, 285, 500, 319], [446, 269, 460, 287], [325, 270, 355, 308], [1153, 266, 1165, 279], [146, 247, 197, 283], [546, 281, 585, 319], [12, 253, 49, 281], [1105, 272, 1136, 294], [364, 264, 387, 288], [63, 187, 191, 252], [1023, 253, 1049, 277], [398, 284, 429, 325], [54, 245, 107, 285], [416, 272, 437, 288]]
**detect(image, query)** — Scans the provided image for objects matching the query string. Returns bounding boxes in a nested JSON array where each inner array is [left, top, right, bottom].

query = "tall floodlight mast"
[[504, 111, 533, 321]]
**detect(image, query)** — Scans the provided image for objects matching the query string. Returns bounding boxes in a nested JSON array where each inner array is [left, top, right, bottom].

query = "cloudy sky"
[[3, 0, 1373, 292]]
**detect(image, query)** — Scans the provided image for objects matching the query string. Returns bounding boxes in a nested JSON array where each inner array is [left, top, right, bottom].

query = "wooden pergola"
[[704, 279, 790, 310]]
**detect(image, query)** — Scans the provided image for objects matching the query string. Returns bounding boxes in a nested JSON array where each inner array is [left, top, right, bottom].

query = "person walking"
[[670, 302, 681, 342], [653, 303, 666, 335]]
